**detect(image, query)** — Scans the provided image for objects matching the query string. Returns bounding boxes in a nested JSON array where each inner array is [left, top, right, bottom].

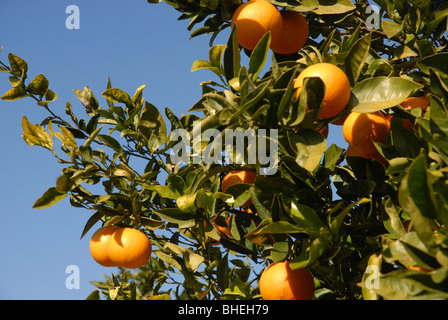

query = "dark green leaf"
[[27, 74, 49, 96], [8, 53, 28, 78], [1, 83, 29, 101], [345, 33, 371, 86]]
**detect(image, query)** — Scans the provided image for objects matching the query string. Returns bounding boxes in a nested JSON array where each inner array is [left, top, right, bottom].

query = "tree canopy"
[[2, 0, 448, 300]]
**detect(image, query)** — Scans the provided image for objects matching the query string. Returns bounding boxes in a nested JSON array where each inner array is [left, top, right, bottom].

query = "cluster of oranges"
[[342, 95, 429, 163], [89, 226, 152, 269], [230, 0, 430, 165], [231, 0, 309, 55]]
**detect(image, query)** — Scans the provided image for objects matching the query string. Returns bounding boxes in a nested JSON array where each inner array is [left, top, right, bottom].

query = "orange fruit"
[[345, 144, 387, 164], [318, 124, 329, 138], [259, 261, 314, 300], [231, 0, 284, 51], [400, 96, 429, 111], [331, 114, 348, 126], [107, 227, 152, 269], [221, 170, 257, 206], [342, 111, 389, 156], [89, 225, 121, 267], [212, 215, 233, 239], [385, 114, 417, 132], [270, 10, 309, 55], [294, 63, 351, 119]]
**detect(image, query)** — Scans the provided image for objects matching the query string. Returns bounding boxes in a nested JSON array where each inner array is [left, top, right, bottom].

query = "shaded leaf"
[[33, 187, 67, 209], [350, 77, 423, 113]]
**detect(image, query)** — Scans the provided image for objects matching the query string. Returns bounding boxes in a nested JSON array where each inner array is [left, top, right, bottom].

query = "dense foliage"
[[2, 0, 448, 300]]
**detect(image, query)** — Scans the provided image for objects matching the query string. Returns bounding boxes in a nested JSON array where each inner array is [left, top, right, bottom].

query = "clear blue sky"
[[0, 0, 346, 300]]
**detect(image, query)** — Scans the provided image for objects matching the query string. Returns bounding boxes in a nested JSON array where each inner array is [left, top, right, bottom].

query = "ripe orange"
[[294, 63, 351, 119], [270, 10, 308, 55], [90, 225, 121, 267], [107, 227, 152, 269], [400, 96, 429, 111], [318, 124, 329, 138], [231, 0, 284, 51], [221, 170, 257, 206], [345, 144, 387, 164], [212, 215, 233, 239], [331, 114, 348, 126], [342, 111, 389, 156], [259, 261, 315, 300], [385, 113, 417, 132]]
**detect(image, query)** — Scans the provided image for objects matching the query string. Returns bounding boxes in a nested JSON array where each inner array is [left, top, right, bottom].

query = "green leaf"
[[323, 143, 344, 171], [80, 211, 104, 239], [299, 0, 355, 14], [191, 59, 221, 77], [37, 89, 58, 106], [417, 53, 448, 76], [21, 115, 53, 149], [138, 101, 167, 153], [1, 83, 29, 101], [54, 126, 77, 149], [147, 185, 181, 200], [223, 25, 241, 82], [101, 88, 132, 106], [153, 208, 196, 228], [216, 253, 230, 291], [290, 201, 324, 230], [398, 154, 439, 247], [8, 53, 28, 78], [350, 77, 423, 113], [209, 44, 226, 72], [73, 86, 99, 112], [292, 129, 327, 172], [97, 134, 123, 153], [33, 187, 68, 209], [381, 20, 403, 38], [289, 236, 329, 269], [429, 94, 448, 164], [27, 74, 49, 96], [248, 32, 271, 81], [131, 84, 146, 106], [345, 33, 371, 86], [86, 290, 101, 300]]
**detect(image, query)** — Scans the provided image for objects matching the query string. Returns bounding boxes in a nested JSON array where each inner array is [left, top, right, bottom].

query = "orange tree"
[[2, 0, 448, 300]]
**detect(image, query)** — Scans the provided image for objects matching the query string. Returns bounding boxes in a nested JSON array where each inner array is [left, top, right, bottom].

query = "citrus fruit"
[[270, 10, 309, 55], [342, 111, 389, 156], [176, 194, 197, 213], [318, 124, 329, 138], [212, 215, 233, 239], [231, 0, 284, 51], [331, 114, 348, 126], [345, 144, 387, 164], [385, 114, 417, 132], [259, 261, 315, 300], [89, 225, 121, 267], [400, 96, 429, 111], [221, 170, 257, 206], [293, 63, 351, 119], [107, 227, 152, 269]]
